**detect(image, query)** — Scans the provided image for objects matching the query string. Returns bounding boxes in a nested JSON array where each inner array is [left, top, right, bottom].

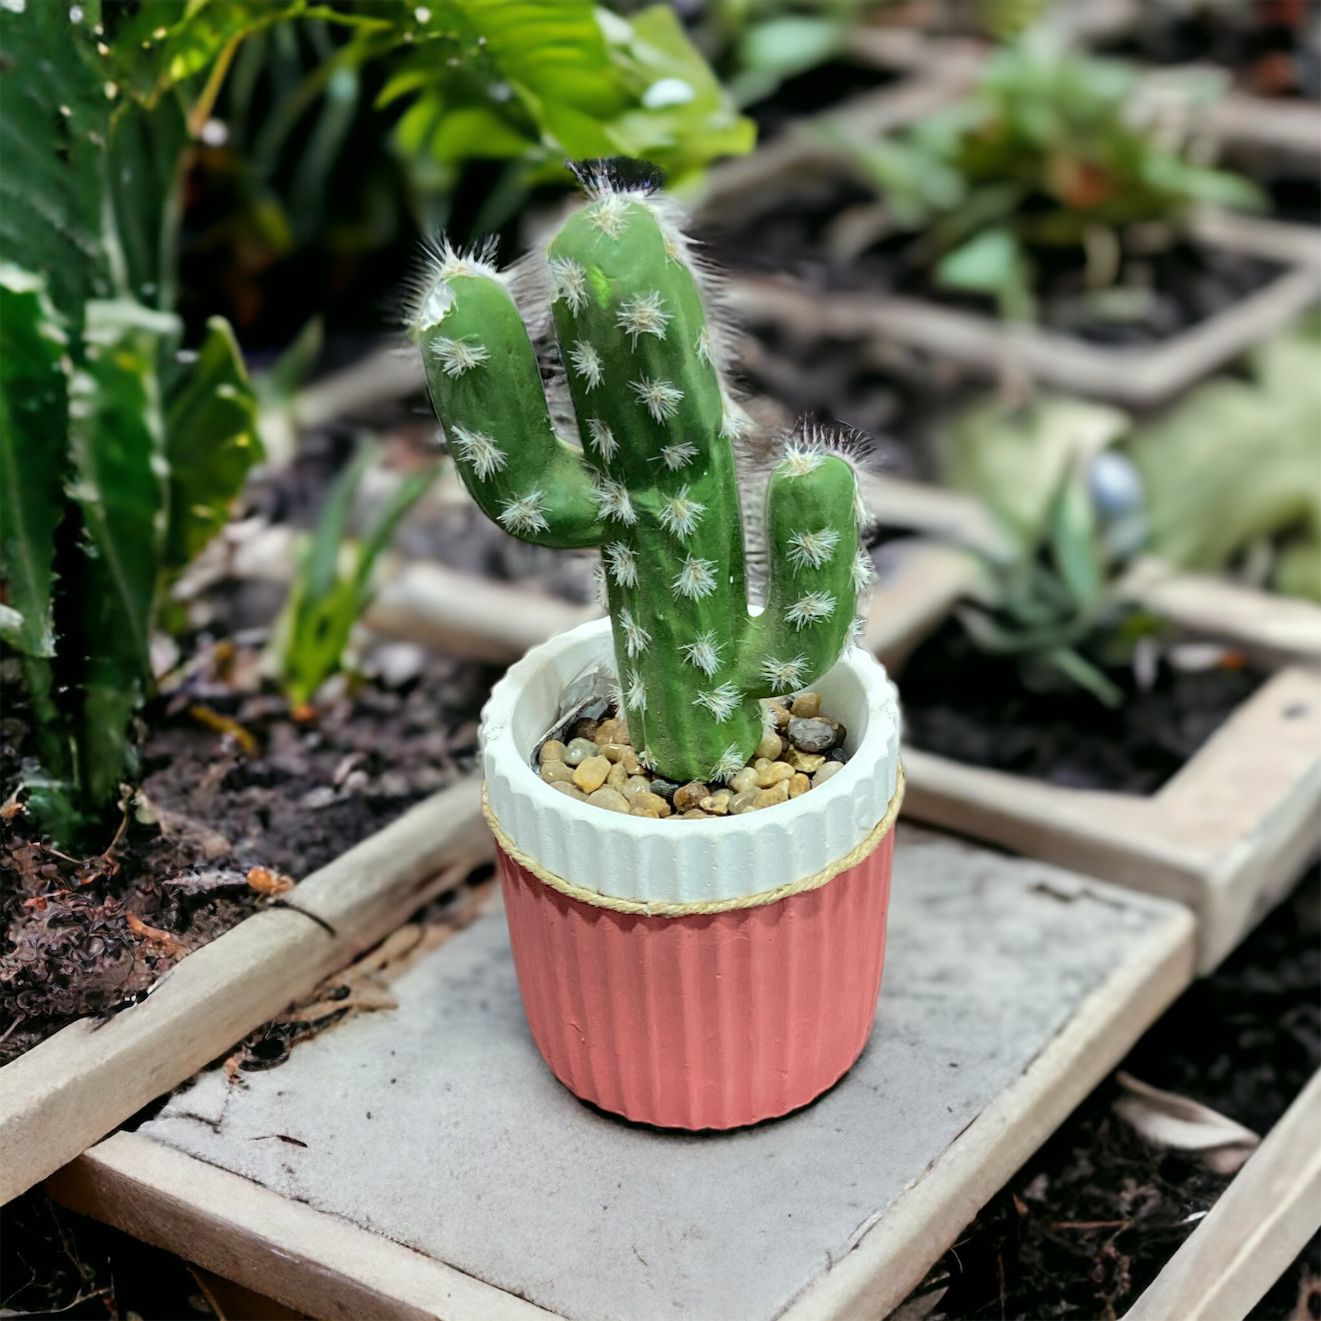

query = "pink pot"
[[480, 620, 903, 1131]]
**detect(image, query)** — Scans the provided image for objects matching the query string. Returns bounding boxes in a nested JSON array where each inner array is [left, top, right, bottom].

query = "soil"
[[707, 180, 1283, 346], [901, 865, 1321, 1321], [743, 59, 900, 141], [899, 621, 1268, 794]]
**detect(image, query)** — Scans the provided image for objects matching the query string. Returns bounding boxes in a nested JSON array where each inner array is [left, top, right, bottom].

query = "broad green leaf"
[[937, 228, 1035, 321], [0, 267, 69, 659], [162, 317, 263, 573], [68, 300, 173, 804]]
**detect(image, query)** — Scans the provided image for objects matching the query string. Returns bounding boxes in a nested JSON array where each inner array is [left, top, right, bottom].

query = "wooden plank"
[[47, 1134, 560, 1321], [0, 777, 491, 1204], [47, 833, 1196, 1321], [866, 541, 980, 671], [1122, 1069, 1321, 1321]]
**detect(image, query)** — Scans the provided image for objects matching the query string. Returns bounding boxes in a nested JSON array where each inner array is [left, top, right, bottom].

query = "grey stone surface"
[[142, 827, 1188, 1321]]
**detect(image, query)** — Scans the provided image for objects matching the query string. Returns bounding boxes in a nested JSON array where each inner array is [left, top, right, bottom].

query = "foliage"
[[1126, 318, 1321, 601], [273, 449, 438, 707], [0, 4, 261, 844], [414, 167, 868, 783], [937, 396, 1151, 705], [831, 36, 1263, 318]]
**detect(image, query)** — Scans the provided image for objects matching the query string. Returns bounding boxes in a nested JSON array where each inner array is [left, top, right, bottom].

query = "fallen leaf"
[[1113, 1072, 1260, 1175], [125, 913, 186, 956]]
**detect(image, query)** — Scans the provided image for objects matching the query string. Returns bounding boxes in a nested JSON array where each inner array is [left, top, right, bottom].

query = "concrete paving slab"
[[132, 827, 1194, 1321]]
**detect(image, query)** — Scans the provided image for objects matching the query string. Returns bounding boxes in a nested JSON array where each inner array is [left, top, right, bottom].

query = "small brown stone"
[[600, 741, 630, 763], [729, 789, 759, 814], [587, 786, 630, 813], [629, 791, 671, 818], [540, 760, 575, 785], [620, 750, 641, 775], [699, 789, 732, 816], [788, 772, 811, 798], [791, 692, 822, 718], [572, 755, 611, 793], [755, 760, 794, 789], [549, 781, 587, 801], [755, 731, 783, 761], [621, 775, 652, 800], [752, 780, 790, 810], [729, 767, 759, 795], [539, 739, 567, 765], [606, 762, 628, 789], [788, 716, 842, 754], [564, 737, 599, 766], [595, 718, 621, 745], [680, 808, 709, 819], [673, 780, 710, 812], [785, 747, 825, 773], [813, 761, 844, 787], [570, 717, 601, 741], [766, 699, 792, 730]]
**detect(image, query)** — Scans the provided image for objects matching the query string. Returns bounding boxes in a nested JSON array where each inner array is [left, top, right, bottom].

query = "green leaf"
[[68, 300, 174, 805], [937, 228, 1035, 321], [0, 267, 69, 659], [163, 317, 263, 574], [1042, 646, 1124, 707]]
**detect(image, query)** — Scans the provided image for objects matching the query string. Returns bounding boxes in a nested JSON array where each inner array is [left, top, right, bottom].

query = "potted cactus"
[[413, 164, 903, 1130]]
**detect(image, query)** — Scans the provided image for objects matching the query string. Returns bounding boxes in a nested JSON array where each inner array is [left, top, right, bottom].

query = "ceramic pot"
[[480, 618, 903, 1130]]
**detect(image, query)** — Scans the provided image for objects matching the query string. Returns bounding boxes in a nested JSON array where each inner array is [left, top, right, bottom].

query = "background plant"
[[0, 3, 262, 844], [414, 168, 867, 782], [828, 35, 1263, 318]]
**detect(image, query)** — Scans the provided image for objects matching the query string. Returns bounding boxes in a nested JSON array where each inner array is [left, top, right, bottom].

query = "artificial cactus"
[[415, 165, 868, 785]]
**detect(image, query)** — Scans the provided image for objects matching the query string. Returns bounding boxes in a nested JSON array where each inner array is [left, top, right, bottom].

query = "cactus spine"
[[416, 173, 865, 784]]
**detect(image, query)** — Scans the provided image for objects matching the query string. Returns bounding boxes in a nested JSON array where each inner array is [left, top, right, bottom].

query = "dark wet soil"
[[708, 179, 1283, 347], [899, 621, 1268, 794], [904, 866, 1321, 1321]]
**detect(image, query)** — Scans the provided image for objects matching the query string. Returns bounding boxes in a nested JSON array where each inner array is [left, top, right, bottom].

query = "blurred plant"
[[0, 4, 262, 844], [937, 396, 1154, 705], [273, 448, 439, 707], [1126, 317, 1321, 601], [828, 36, 1263, 318]]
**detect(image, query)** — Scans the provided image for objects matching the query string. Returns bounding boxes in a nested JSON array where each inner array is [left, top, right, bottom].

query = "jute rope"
[[480, 763, 904, 918]]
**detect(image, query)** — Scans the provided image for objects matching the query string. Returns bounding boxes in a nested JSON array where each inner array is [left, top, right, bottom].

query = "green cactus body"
[[417, 181, 864, 783]]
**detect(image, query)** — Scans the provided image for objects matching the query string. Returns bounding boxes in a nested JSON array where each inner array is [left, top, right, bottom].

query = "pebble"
[[629, 791, 672, 818], [587, 786, 630, 813], [729, 766, 759, 795], [755, 731, 783, 760], [788, 716, 842, 753], [755, 760, 794, 788], [699, 789, 732, 815], [789, 773, 811, 798], [621, 775, 652, 801], [570, 717, 601, 741], [649, 777, 678, 803], [766, 700, 792, 730], [549, 781, 587, 801], [564, 737, 599, 767], [572, 755, 611, 793], [729, 789, 759, 814], [540, 759, 576, 785], [785, 747, 825, 773], [600, 742, 631, 764], [595, 718, 622, 744], [539, 739, 567, 766], [673, 780, 710, 812], [791, 692, 822, 718], [813, 761, 843, 787], [680, 808, 709, 819], [752, 780, 790, 810], [606, 762, 628, 789]]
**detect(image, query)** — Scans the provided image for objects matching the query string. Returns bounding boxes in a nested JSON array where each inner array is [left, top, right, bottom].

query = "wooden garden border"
[[0, 777, 491, 1204], [46, 870, 1196, 1321]]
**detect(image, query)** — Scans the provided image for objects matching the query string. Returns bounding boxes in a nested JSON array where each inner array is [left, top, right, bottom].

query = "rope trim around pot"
[[480, 764, 904, 918]]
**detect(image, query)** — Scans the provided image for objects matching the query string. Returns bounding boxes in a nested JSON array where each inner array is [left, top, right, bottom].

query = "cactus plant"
[[414, 166, 869, 784]]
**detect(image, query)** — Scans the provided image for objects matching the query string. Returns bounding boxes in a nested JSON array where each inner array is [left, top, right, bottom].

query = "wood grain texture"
[[1122, 1069, 1321, 1321], [0, 777, 491, 1204]]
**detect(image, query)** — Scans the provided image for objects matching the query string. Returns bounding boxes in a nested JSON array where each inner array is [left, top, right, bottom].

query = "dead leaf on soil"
[[1113, 1072, 1260, 1175]]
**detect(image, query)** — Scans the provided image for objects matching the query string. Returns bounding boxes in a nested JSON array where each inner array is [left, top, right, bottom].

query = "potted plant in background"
[[411, 162, 903, 1131]]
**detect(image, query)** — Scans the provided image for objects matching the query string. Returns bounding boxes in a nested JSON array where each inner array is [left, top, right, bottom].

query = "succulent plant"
[[414, 164, 868, 783]]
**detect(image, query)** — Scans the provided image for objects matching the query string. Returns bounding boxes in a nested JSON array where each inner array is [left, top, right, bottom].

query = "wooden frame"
[[0, 778, 491, 1204], [46, 863, 1195, 1321]]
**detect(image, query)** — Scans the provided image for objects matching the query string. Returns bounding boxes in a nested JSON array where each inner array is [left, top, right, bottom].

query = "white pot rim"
[[480, 618, 902, 904]]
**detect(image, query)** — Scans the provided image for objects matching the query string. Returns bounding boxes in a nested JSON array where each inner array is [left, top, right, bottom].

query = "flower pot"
[[479, 619, 904, 1130]]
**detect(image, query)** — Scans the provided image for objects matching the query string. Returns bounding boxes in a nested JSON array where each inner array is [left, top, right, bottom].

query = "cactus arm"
[[734, 454, 862, 697], [547, 198, 762, 778], [418, 273, 605, 549]]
